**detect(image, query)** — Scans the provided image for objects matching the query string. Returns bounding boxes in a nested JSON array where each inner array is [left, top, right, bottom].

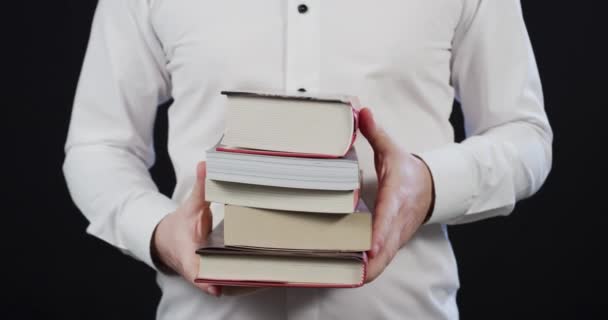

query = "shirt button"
[[298, 4, 308, 14], [298, 88, 307, 93]]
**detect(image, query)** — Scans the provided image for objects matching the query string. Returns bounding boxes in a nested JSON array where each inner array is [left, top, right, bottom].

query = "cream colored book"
[[195, 222, 367, 288], [223, 203, 372, 251], [205, 179, 359, 214], [218, 90, 360, 158]]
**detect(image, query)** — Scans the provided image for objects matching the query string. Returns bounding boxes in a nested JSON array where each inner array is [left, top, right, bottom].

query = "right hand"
[[151, 162, 221, 296]]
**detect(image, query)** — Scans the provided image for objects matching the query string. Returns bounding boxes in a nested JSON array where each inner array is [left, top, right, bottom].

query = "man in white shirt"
[[63, 0, 552, 319]]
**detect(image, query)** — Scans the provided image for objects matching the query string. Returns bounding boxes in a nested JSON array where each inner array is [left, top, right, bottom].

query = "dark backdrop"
[[7, 1, 605, 319]]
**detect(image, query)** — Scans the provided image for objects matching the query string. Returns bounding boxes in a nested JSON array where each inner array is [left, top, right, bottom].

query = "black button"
[[298, 4, 308, 14], [298, 88, 306, 92]]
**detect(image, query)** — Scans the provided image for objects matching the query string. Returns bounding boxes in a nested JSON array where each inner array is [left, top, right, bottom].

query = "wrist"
[[412, 154, 435, 223]]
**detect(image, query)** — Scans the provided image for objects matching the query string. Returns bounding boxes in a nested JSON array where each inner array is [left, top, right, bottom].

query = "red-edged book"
[[195, 221, 367, 288], [218, 90, 360, 158]]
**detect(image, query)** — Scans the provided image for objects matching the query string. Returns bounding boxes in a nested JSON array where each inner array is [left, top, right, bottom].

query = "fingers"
[[194, 284, 262, 297], [195, 282, 222, 297], [194, 204, 214, 243], [222, 286, 264, 296], [359, 108, 393, 155], [202, 205, 213, 235], [187, 161, 210, 212], [370, 182, 401, 258], [367, 215, 402, 282], [366, 229, 401, 283]]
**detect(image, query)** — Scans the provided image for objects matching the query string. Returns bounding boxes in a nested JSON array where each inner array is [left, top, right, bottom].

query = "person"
[[63, 0, 552, 319]]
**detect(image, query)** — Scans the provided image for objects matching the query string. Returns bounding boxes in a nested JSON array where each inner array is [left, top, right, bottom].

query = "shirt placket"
[[285, 0, 321, 94], [285, 5, 323, 319]]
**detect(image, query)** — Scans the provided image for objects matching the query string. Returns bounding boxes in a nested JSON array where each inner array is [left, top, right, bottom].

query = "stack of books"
[[194, 90, 370, 288]]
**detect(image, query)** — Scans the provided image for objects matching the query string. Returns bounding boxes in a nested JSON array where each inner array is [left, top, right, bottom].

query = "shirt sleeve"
[[62, 0, 178, 269], [417, 0, 553, 225]]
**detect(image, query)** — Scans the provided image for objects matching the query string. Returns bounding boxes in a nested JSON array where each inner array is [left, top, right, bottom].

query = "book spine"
[[340, 97, 361, 157]]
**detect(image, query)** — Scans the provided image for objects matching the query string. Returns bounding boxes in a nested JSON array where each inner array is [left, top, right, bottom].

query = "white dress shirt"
[[63, 0, 552, 319]]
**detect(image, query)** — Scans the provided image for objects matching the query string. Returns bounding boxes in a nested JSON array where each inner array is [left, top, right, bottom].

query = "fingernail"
[[208, 286, 218, 296]]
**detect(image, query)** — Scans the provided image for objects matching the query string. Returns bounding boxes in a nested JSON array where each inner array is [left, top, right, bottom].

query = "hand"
[[151, 162, 221, 296], [359, 108, 435, 283]]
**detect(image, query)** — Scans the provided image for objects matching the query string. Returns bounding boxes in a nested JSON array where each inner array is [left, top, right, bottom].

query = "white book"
[[206, 146, 360, 191]]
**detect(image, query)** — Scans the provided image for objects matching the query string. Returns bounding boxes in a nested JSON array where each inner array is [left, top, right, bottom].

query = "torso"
[[150, 1, 463, 318]]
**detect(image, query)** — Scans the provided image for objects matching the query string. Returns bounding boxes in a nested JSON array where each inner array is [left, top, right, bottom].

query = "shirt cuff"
[[416, 143, 477, 224], [120, 193, 179, 270]]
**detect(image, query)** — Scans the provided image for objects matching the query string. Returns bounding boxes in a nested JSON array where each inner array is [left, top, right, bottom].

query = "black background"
[[6, 1, 605, 319]]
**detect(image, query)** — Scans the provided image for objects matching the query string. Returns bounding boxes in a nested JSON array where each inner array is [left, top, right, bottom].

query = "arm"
[[63, 0, 175, 269], [418, 0, 553, 224], [364, 0, 552, 281], [64, 0, 225, 296]]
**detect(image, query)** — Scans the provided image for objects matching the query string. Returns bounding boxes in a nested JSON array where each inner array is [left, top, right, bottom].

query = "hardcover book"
[[218, 90, 360, 158], [195, 221, 367, 288], [223, 203, 371, 251]]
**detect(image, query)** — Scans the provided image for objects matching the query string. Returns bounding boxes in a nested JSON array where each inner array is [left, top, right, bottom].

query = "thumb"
[[194, 203, 213, 243], [191, 161, 213, 242], [187, 161, 209, 212], [359, 108, 393, 155]]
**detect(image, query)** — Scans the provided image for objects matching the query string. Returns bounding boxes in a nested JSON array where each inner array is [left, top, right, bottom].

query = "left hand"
[[359, 107, 435, 283]]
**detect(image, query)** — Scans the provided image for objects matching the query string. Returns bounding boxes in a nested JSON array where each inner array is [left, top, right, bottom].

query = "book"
[[223, 203, 372, 251], [206, 146, 360, 191], [218, 90, 360, 158], [195, 221, 367, 288], [205, 179, 359, 214]]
